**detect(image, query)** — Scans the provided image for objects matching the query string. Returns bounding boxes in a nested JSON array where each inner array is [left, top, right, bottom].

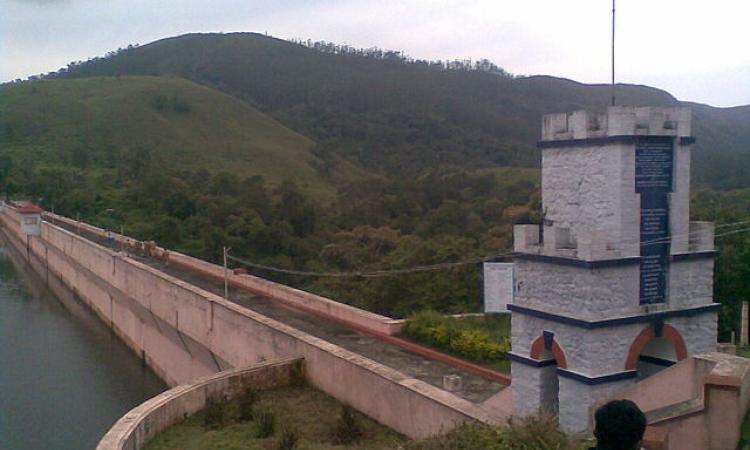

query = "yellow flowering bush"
[[402, 310, 510, 364]]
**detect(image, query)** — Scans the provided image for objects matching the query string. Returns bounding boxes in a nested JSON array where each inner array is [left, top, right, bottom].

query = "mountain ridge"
[[18, 32, 750, 189]]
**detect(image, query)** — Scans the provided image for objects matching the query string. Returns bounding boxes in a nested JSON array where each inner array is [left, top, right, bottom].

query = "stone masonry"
[[510, 107, 719, 432]]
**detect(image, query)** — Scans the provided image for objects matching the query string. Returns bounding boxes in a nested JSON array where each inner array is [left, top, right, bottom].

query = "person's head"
[[593, 400, 646, 450]]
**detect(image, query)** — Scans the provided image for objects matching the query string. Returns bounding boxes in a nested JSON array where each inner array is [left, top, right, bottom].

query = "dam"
[[0, 239, 165, 450], [0, 202, 511, 447]]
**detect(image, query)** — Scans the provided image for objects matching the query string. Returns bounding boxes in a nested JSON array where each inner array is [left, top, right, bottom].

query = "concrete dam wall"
[[0, 206, 501, 438]]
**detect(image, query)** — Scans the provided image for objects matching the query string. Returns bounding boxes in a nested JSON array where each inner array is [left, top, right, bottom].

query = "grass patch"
[[144, 384, 405, 450], [405, 417, 589, 450], [0, 76, 338, 200], [401, 311, 511, 373]]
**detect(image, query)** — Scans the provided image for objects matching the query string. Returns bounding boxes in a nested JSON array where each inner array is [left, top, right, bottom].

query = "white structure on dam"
[[509, 107, 719, 432]]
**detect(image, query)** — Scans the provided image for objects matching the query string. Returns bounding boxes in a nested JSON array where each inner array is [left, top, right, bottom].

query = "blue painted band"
[[672, 251, 717, 262], [638, 355, 675, 367], [514, 251, 715, 269], [679, 137, 696, 145], [538, 135, 678, 149], [515, 253, 640, 268], [557, 368, 638, 385], [509, 352, 557, 368], [507, 303, 721, 329]]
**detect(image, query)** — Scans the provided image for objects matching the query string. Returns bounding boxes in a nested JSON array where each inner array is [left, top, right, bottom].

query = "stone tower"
[[509, 107, 719, 432]]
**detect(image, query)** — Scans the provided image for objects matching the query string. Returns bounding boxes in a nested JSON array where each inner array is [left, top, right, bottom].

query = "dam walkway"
[[47, 216, 506, 404]]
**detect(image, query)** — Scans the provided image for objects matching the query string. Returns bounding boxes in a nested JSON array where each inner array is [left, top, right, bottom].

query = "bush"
[[406, 417, 580, 450], [203, 397, 225, 430], [402, 311, 510, 364], [330, 405, 363, 445], [255, 407, 276, 438], [238, 388, 259, 422], [499, 416, 576, 450], [276, 428, 300, 450]]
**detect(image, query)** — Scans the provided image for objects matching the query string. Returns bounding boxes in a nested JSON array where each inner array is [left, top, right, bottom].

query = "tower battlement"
[[541, 107, 692, 142]]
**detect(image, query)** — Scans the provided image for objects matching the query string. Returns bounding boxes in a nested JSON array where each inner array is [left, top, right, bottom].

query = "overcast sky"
[[2, 0, 748, 107]]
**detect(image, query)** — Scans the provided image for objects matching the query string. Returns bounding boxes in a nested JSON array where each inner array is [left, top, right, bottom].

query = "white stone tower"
[[509, 107, 719, 432]]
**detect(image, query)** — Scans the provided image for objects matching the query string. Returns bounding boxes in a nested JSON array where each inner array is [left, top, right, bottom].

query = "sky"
[[2, 0, 748, 107]]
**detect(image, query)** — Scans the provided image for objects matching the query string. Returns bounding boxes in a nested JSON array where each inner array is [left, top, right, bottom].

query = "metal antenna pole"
[[611, 0, 616, 106]]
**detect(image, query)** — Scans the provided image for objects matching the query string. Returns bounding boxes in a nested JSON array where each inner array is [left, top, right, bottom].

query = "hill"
[[1, 32, 747, 331], [0, 76, 341, 199], [50, 32, 750, 189]]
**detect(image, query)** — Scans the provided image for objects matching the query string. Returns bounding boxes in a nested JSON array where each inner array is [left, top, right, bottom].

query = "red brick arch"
[[625, 324, 688, 371], [530, 335, 568, 369]]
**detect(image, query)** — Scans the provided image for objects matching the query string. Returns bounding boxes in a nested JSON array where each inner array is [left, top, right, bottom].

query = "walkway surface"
[[48, 218, 506, 403]]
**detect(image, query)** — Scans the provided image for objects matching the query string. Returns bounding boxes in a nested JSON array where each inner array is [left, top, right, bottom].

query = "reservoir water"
[[0, 245, 166, 450]]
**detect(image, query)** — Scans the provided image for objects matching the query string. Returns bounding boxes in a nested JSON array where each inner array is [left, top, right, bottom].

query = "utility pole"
[[223, 246, 230, 300], [611, 0, 616, 106]]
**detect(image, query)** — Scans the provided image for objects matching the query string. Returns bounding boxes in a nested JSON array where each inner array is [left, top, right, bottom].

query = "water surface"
[[0, 245, 166, 450]]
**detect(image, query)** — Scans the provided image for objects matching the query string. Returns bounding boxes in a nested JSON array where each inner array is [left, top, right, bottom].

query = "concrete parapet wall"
[[97, 359, 304, 450], [1, 209, 496, 438], [165, 249, 403, 336], [42, 212, 402, 336]]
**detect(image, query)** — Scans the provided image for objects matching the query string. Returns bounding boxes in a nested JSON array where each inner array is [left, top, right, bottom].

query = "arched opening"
[[537, 347, 560, 416], [531, 333, 567, 418], [637, 337, 677, 379], [626, 324, 687, 380]]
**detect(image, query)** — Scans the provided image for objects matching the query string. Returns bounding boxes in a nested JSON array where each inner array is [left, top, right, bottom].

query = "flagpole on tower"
[[611, 0, 616, 106]]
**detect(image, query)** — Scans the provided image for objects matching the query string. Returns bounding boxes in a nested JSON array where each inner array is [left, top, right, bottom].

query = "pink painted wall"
[[97, 359, 304, 450], [609, 357, 705, 413], [1, 209, 502, 438], [602, 353, 750, 450], [43, 212, 402, 336]]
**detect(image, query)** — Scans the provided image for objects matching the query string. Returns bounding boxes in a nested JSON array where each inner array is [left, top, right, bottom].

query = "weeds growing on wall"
[[402, 310, 511, 368], [238, 387, 259, 422], [202, 397, 225, 430]]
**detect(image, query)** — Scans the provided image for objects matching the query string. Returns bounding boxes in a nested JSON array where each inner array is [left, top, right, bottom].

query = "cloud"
[[9, 0, 70, 4]]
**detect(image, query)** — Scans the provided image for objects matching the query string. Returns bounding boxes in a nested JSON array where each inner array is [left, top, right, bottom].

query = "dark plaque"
[[635, 138, 674, 304]]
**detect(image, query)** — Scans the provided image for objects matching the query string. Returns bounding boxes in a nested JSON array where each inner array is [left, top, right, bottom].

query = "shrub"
[[276, 427, 300, 450], [238, 388, 259, 422], [499, 416, 575, 450], [406, 417, 580, 450], [203, 397, 225, 430], [171, 96, 191, 113], [402, 311, 510, 364], [330, 405, 363, 445], [255, 407, 276, 438]]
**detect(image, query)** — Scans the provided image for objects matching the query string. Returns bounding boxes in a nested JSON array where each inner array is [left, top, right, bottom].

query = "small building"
[[18, 203, 43, 236], [483, 261, 514, 313]]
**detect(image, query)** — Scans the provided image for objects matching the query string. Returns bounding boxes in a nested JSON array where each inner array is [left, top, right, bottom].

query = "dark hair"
[[594, 400, 647, 450]]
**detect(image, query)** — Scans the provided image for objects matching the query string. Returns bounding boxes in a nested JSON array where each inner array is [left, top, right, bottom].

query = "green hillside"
[[2, 32, 747, 335], [51, 32, 750, 189], [0, 76, 339, 198]]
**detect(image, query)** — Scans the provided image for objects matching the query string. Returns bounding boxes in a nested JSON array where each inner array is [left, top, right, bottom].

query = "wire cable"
[[226, 219, 750, 278]]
